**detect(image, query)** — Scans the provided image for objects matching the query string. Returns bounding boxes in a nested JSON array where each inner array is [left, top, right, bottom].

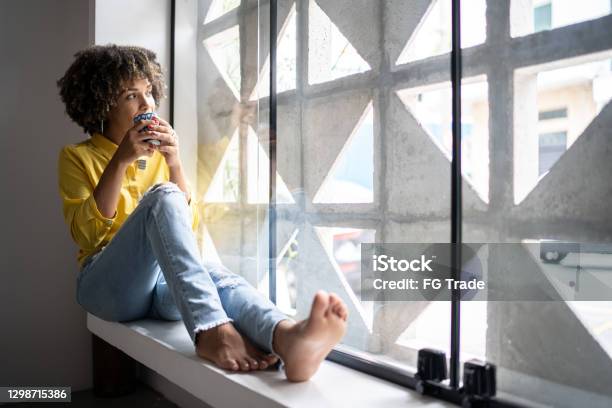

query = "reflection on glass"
[[313, 103, 374, 203], [397, 79, 490, 201], [511, 0, 611, 37], [314, 226, 376, 322], [308, 0, 370, 84], [568, 301, 612, 359], [203, 26, 241, 99], [247, 127, 294, 204], [514, 57, 612, 203], [204, 129, 240, 203], [323, 228, 374, 297], [276, 229, 299, 316], [396, 0, 486, 64], [204, 0, 241, 24], [250, 5, 297, 100]]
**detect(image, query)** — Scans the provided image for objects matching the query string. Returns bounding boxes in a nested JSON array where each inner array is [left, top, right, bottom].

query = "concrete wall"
[[0, 0, 94, 390]]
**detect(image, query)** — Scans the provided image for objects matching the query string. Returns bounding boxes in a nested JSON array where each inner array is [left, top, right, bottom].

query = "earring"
[[101, 120, 104, 134]]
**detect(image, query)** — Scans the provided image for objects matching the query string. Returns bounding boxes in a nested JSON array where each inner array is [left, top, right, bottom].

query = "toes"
[[311, 290, 330, 316], [329, 293, 341, 307], [222, 359, 240, 371], [238, 359, 251, 371], [255, 352, 277, 369], [249, 352, 275, 370], [265, 354, 279, 363], [247, 357, 259, 369], [332, 303, 340, 314], [328, 293, 348, 321], [263, 354, 279, 367]]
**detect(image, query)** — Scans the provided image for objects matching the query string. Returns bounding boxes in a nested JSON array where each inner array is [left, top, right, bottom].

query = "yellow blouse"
[[58, 133, 199, 267]]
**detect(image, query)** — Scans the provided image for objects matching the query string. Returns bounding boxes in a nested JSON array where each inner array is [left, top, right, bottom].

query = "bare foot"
[[273, 291, 348, 382], [196, 322, 278, 372]]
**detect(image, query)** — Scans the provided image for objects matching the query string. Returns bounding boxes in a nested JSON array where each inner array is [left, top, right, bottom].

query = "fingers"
[[151, 118, 178, 139], [132, 119, 155, 133], [141, 130, 176, 146], [155, 116, 171, 127], [151, 124, 172, 134]]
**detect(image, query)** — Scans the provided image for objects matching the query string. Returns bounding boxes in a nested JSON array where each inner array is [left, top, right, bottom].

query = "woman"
[[57, 44, 347, 382]]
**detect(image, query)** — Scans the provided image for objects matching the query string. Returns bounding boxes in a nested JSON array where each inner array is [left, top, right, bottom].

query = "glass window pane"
[[512, 0, 611, 37], [514, 56, 612, 203], [396, 0, 486, 64], [534, 2, 552, 32], [477, 2, 612, 406], [271, 0, 454, 372], [204, 0, 240, 24]]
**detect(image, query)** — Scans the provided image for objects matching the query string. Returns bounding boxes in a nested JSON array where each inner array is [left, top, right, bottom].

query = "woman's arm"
[[93, 120, 157, 217], [93, 156, 129, 218], [58, 147, 118, 251]]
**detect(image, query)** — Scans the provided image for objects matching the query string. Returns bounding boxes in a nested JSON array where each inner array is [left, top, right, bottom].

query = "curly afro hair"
[[57, 44, 166, 135]]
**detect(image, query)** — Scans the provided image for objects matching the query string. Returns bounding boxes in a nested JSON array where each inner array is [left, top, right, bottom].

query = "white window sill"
[[87, 313, 453, 408]]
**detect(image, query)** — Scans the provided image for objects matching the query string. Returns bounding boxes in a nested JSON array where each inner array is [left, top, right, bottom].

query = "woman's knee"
[[142, 182, 189, 211], [144, 182, 183, 200]]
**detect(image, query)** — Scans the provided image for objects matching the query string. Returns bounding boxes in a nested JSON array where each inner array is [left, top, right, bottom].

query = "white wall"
[[95, 0, 172, 124], [0, 0, 94, 390]]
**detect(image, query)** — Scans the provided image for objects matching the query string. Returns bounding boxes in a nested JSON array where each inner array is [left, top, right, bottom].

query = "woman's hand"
[[113, 120, 157, 165], [147, 117, 181, 169]]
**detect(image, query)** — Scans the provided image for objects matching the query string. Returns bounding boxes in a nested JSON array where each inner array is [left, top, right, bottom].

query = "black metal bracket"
[[413, 349, 501, 407], [461, 359, 497, 407]]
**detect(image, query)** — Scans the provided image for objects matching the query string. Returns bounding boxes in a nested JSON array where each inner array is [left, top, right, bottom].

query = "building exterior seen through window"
[[187, 1, 612, 406]]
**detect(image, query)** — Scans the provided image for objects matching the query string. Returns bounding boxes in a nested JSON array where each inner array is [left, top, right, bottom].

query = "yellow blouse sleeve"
[[58, 146, 116, 251]]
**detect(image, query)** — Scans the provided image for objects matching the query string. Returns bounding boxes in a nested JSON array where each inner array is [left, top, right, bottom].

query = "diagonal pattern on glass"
[[314, 0, 381, 68], [250, 4, 297, 101], [275, 229, 300, 316], [303, 90, 372, 204], [313, 102, 374, 203], [311, 226, 375, 334], [513, 56, 612, 204], [204, 0, 240, 24], [247, 126, 295, 204], [204, 129, 240, 203], [308, 0, 370, 85], [201, 226, 224, 264], [396, 78, 490, 203], [203, 26, 241, 100], [396, 0, 486, 65]]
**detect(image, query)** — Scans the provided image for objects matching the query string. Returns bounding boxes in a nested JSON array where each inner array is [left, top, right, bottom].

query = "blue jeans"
[[77, 182, 288, 354]]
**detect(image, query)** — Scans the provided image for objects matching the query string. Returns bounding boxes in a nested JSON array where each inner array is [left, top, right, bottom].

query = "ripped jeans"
[[77, 182, 288, 354]]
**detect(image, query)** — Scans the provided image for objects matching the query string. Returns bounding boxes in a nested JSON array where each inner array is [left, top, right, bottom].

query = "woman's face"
[[105, 76, 156, 140]]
